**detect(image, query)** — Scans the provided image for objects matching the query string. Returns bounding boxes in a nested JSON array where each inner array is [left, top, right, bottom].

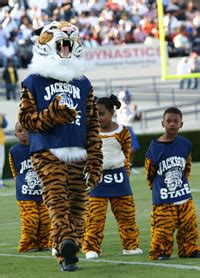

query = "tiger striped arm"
[[85, 90, 103, 188], [145, 157, 156, 190], [185, 154, 192, 179], [18, 86, 77, 132], [9, 152, 17, 179], [119, 127, 131, 176]]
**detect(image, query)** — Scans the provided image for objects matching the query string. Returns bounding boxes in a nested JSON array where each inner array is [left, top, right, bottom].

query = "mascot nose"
[[61, 26, 73, 34]]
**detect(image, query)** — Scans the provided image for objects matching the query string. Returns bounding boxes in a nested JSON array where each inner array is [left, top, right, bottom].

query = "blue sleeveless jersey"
[[9, 143, 43, 201], [146, 135, 192, 205], [22, 74, 91, 153], [90, 167, 132, 197]]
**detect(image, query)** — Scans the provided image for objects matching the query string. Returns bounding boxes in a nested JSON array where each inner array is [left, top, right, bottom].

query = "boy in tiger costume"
[[18, 21, 103, 271], [145, 107, 200, 260], [83, 95, 142, 259], [9, 123, 51, 252]]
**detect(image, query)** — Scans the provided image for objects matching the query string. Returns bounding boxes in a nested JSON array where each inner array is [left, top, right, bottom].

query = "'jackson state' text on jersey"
[[146, 135, 192, 205], [22, 74, 91, 153], [9, 143, 43, 201]]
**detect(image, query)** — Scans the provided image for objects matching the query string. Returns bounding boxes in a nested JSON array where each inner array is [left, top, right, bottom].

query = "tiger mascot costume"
[[18, 21, 103, 272]]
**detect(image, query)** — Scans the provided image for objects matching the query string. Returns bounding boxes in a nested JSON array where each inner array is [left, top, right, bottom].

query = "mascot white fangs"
[[30, 21, 84, 82], [18, 21, 103, 272]]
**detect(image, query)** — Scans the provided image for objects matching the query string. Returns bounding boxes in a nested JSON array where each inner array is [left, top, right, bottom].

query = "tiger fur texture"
[[18, 21, 103, 268], [17, 200, 50, 252]]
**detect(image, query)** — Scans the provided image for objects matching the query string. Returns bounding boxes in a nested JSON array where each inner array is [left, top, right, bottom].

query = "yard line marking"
[[0, 222, 18, 226], [0, 253, 200, 271], [191, 189, 200, 192], [0, 244, 14, 246], [0, 192, 15, 197]]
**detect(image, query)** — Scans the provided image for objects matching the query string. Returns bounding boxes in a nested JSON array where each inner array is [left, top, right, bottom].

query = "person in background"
[[117, 90, 141, 174], [2, 58, 19, 100], [83, 95, 142, 259], [0, 113, 8, 188], [176, 57, 191, 89], [145, 107, 200, 260], [188, 51, 200, 89], [9, 122, 51, 252]]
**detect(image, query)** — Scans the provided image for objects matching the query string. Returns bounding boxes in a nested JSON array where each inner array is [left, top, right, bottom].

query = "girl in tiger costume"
[[9, 123, 51, 252], [82, 95, 143, 259], [145, 107, 200, 260], [18, 21, 103, 272]]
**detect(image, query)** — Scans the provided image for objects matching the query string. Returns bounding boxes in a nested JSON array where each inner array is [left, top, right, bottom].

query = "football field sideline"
[[0, 253, 200, 272]]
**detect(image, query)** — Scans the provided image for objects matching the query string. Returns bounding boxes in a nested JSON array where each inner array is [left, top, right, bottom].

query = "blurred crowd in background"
[[0, 0, 200, 69]]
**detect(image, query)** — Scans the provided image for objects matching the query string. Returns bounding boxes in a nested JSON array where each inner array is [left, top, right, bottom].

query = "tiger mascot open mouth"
[[30, 21, 84, 82]]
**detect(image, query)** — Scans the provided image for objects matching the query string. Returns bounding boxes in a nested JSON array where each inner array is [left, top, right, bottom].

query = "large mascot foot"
[[60, 261, 79, 272], [60, 239, 79, 271], [60, 239, 79, 264]]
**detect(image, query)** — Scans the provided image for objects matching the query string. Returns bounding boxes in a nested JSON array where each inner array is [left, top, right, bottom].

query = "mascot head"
[[29, 21, 84, 82]]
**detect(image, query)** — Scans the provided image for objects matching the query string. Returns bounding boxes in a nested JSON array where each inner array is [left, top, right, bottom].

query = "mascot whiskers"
[[18, 21, 103, 272]]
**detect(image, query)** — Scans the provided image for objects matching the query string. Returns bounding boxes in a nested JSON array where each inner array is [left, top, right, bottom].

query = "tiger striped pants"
[[31, 151, 88, 263], [17, 200, 51, 252], [150, 199, 199, 260], [82, 195, 140, 254]]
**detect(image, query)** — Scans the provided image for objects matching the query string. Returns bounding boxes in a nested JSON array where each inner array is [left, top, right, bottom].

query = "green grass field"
[[1, 164, 200, 278]]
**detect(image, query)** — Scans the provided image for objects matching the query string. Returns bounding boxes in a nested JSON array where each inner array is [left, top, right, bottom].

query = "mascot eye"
[[56, 39, 73, 58]]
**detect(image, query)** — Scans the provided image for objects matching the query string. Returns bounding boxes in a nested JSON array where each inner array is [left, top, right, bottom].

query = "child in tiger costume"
[[82, 95, 143, 259], [9, 123, 51, 252], [18, 21, 103, 271], [145, 107, 200, 260]]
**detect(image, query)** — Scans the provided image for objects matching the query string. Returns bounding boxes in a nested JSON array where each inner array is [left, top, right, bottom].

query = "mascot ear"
[[32, 27, 43, 36]]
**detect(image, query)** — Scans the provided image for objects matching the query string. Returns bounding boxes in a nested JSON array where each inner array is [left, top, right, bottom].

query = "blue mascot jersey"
[[90, 167, 132, 197], [9, 143, 43, 201], [22, 74, 91, 153], [146, 135, 192, 205]]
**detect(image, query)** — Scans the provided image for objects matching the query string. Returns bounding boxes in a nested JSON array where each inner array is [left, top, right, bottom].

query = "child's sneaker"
[[52, 248, 58, 256], [123, 248, 143, 255], [85, 251, 99, 259]]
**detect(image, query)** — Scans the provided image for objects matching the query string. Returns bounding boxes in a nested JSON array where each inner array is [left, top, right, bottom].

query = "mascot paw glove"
[[49, 94, 77, 124], [59, 93, 78, 110], [83, 166, 102, 191]]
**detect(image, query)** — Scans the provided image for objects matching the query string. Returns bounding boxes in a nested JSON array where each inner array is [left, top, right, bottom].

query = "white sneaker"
[[52, 248, 58, 256], [123, 248, 143, 255], [86, 251, 99, 259]]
